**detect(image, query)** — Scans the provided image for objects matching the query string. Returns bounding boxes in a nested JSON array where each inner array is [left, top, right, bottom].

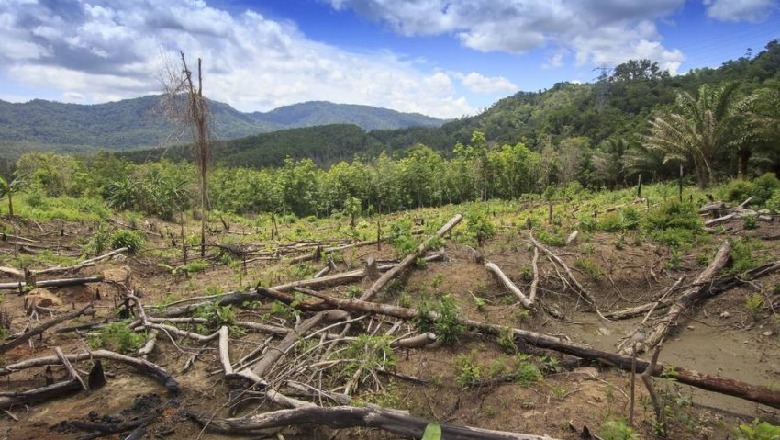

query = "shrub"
[[726, 179, 756, 204], [751, 173, 780, 205], [465, 208, 496, 245], [598, 419, 640, 440], [89, 322, 146, 354], [110, 229, 144, 253], [734, 419, 780, 440]]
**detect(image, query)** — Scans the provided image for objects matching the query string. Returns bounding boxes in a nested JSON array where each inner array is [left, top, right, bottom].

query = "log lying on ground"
[[0, 304, 94, 354], [0, 349, 179, 394], [603, 276, 685, 320], [360, 213, 462, 301], [34, 247, 129, 276], [0, 275, 104, 290], [188, 405, 562, 440], [0, 379, 83, 410], [624, 241, 731, 355], [485, 262, 533, 309], [289, 240, 377, 264], [528, 231, 596, 307], [295, 289, 780, 409]]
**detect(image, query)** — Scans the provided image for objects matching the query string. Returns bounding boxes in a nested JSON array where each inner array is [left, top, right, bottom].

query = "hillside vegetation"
[[0, 97, 445, 162]]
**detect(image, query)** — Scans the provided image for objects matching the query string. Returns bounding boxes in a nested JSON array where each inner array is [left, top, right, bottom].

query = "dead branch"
[[0, 349, 179, 394], [361, 213, 462, 301], [0, 275, 103, 290], [294, 288, 780, 409], [33, 247, 128, 276], [485, 262, 533, 309], [54, 346, 86, 390], [624, 241, 731, 355], [0, 304, 93, 354], [289, 240, 377, 264], [528, 231, 596, 307], [0, 379, 83, 410], [188, 405, 562, 440], [603, 275, 685, 320], [529, 246, 540, 302]]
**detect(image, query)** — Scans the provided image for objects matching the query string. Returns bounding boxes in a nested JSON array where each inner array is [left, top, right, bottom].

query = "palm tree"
[[0, 174, 25, 217], [643, 83, 744, 188]]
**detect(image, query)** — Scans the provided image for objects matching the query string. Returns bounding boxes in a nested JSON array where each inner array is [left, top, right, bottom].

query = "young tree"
[[161, 52, 211, 256]]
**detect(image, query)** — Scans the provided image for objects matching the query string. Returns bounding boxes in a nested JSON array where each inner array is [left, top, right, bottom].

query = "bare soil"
[[0, 210, 778, 440]]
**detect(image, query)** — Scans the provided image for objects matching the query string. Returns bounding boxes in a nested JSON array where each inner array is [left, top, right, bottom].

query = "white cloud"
[[324, 0, 691, 69], [0, 0, 477, 118], [456, 72, 518, 94], [703, 0, 778, 22]]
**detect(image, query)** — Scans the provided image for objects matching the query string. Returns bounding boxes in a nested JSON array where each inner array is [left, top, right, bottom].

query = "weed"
[[496, 327, 517, 354], [734, 419, 780, 440], [515, 309, 531, 323], [730, 238, 766, 275], [745, 293, 764, 315], [598, 419, 640, 440], [431, 274, 445, 289], [89, 322, 146, 354], [575, 258, 603, 280], [549, 385, 568, 400], [667, 249, 682, 270], [414, 294, 464, 345], [465, 208, 496, 245], [513, 356, 542, 387], [341, 334, 396, 376], [536, 229, 566, 246], [398, 292, 412, 308], [110, 229, 144, 253], [743, 215, 758, 230], [194, 303, 242, 335], [455, 352, 482, 388]]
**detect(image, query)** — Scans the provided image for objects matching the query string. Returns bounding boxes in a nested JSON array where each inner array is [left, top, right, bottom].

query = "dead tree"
[[161, 51, 211, 257]]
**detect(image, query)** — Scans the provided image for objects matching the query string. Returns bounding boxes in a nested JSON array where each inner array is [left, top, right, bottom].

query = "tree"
[[161, 52, 211, 256], [643, 83, 744, 187], [0, 174, 25, 217]]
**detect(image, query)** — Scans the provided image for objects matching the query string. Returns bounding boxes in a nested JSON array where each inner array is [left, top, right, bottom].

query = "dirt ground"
[[0, 209, 778, 440]]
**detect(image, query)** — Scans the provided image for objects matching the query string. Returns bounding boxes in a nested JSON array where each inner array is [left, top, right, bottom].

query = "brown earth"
[[0, 208, 778, 440]]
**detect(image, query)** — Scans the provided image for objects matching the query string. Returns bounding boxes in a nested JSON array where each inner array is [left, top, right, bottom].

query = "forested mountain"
[[0, 96, 446, 158], [128, 40, 777, 172]]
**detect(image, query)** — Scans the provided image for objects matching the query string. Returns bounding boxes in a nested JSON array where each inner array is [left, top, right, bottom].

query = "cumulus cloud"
[[325, 0, 690, 69], [0, 0, 478, 118], [703, 0, 778, 22], [456, 72, 518, 94]]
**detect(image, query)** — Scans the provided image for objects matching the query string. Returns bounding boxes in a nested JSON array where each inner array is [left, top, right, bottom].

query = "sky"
[[0, 0, 778, 119]]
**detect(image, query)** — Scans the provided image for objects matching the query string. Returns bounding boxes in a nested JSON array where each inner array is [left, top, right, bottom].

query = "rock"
[[719, 311, 731, 319], [763, 331, 774, 337], [24, 288, 63, 312], [686, 325, 695, 330], [597, 327, 611, 336]]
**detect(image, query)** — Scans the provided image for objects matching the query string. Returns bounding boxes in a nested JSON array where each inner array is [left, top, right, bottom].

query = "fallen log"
[[289, 240, 377, 264], [295, 289, 780, 409], [0, 275, 104, 290], [603, 276, 685, 320], [485, 262, 533, 309], [0, 304, 94, 354], [33, 247, 128, 276], [0, 379, 83, 410], [624, 241, 731, 355], [529, 246, 540, 303], [188, 405, 562, 440], [361, 213, 462, 301], [528, 231, 596, 307], [0, 349, 179, 395]]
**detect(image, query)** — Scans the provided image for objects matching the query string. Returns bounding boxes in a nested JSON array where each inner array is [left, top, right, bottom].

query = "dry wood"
[[294, 289, 780, 409], [0, 304, 93, 354], [188, 405, 562, 440], [485, 262, 533, 308], [625, 241, 731, 355], [361, 213, 462, 301], [0, 266, 23, 277], [603, 276, 685, 320], [33, 247, 128, 276], [528, 231, 596, 307], [0, 379, 83, 410], [0, 275, 103, 290], [288, 240, 377, 264], [393, 332, 437, 348], [0, 349, 179, 394], [54, 346, 87, 390], [249, 310, 349, 378], [529, 246, 540, 302]]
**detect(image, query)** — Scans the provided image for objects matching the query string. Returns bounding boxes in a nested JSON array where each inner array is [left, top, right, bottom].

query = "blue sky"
[[0, 0, 778, 118]]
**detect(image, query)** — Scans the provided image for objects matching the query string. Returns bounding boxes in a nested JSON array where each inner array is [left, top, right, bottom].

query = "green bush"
[[89, 322, 146, 354], [110, 229, 144, 253], [734, 419, 780, 440], [751, 173, 780, 205], [726, 179, 756, 204], [465, 208, 496, 245], [599, 419, 640, 440]]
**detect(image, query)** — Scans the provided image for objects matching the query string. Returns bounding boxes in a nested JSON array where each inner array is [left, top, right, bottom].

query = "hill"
[[0, 96, 446, 157]]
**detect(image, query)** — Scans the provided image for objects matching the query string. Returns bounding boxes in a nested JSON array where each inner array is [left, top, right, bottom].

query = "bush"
[[89, 322, 146, 354], [110, 229, 144, 253], [752, 173, 780, 205], [734, 419, 780, 440], [725, 179, 756, 204]]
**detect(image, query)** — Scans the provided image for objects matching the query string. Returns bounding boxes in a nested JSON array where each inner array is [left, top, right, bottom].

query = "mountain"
[[0, 96, 447, 157], [250, 101, 444, 131]]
